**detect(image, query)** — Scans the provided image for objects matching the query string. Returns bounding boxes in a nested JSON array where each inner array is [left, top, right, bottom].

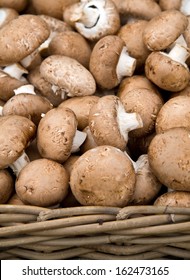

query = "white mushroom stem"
[[14, 84, 36, 95], [3, 63, 28, 81], [181, 0, 190, 15], [163, 43, 190, 67], [0, 105, 3, 115], [78, 2, 100, 28], [51, 84, 66, 100], [117, 102, 143, 142], [116, 47, 136, 81], [124, 153, 148, 173], [0, 9, 7, 25], [167, 35, 187, 52], [20, 49, 40, 68], [38, 31, 57, 53], [9, 152, 30, 177], [71, 130, 87, 153]]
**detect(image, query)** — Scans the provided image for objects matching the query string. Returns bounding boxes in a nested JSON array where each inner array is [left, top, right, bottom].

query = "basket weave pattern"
[[1, 205, 190, 260]]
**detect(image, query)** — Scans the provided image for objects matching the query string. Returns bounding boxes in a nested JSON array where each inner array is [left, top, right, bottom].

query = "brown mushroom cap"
[[112, 0, 161, 20], [49, 31, 91, 68], [39, 14, 73, 33], [129, 154, 162, 205], [89, 35, 127, 89], [159, 0, 181, 11], [2, 93, 53, 125], [154, 191, 190, 207], [15, 158, 69, 207], [40, 55, 96, 97], [145, 51, 190, 92], [0, 8, 18, 29], [156, 95, 190, 133], [70, 145, 136, 207], [59, 95, 100, 130], [119, 88, 164, 138], [0, 115, 36, 169], [148, 127, 190, 191], [37, 107, 78, 163], [118, 20, 151, 69], [0, 169, 14, 203], [0, 14, 50, 66], [7, 193, 25, 205], [0, 0, 27, 12], [143, 10, 188, 51]]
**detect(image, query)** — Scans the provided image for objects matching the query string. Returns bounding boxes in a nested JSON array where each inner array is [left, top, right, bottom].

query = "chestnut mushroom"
[[88, 95, 143, 151], [155, 95, 190, 133], [58, 95, 100, 130], [148, 127, 190, 191], [40, 55, 96, 98], [154, 191, 190, 207], [0, 115, 36, 175], [0, 169, 14, 204], [0, 7, 18, 29], [159, 0, 190, 16], [63, 0, 120, 41], [37, 107, 86, 163], [70, 145, 136, 207], [15, 158, 69, 207], [89, 35, 136, 89]]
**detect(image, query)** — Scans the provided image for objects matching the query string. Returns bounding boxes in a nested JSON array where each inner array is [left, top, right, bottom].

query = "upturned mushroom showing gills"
[[37, 107, 86, 163], [70, 145, 136, 207], [63, 0, 120, 41], [40, 55, 96, 98], [0, 115, 36, 175], [88, 95, 143, 151], [0, 14, 50, 66], [148, 127, 190, 192], [15, 158, 69, 207]]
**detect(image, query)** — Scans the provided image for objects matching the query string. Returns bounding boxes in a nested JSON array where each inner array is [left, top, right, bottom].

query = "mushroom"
[[2, 88, 53, 126], [159, 0, 190, 16], [126, 154, 162, 205], [148, 127, 190, 191], [15, 158, 69, 207], [117, 20, 151, 70], [32, 0, 79, 20], [80, 126, 98, 153], [112, 0, 161, 20], [154, 191, 190, 207], [37, 107, 86, 163], [63, 0, 120, 41], [143, 10, 188, 51], [89, 35, 136, 89], [155, 95, 190, 133], [7, 193, 25, 205], [49, 31, 91, 68], [0, 115, 36, 175], [88, 95, 143, 151], [58, 95, 100, 130], [145, 43, 190, 92], [0, 7, 18, 29], [27, 66, 64, 107], [0, 0, 28, 12], [0, 14, 50, 66], [40, 55, 96, 98], [0, 169, 14, 204], [119, 88, 164, 138], [70, 145, 136, 207]]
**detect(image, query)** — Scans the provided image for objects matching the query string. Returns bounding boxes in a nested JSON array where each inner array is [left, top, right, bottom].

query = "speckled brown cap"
[[154, 191, 190, 207]]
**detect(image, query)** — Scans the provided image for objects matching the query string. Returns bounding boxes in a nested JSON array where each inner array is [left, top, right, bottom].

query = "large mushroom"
[[70, 145, 136, 207]]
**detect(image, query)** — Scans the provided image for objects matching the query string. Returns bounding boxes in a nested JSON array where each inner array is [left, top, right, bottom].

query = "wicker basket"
[[0, 204, 190, 260]]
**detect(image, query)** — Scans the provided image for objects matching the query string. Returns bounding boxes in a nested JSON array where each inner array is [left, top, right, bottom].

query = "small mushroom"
[[15, 158, 69, 207], [0, 0, 28, 12], [156, 95, 190, 133], [119, 88, 164, 138], [0, 7, 18, 29], [0, 169, 14, 204], [37, 107, 86, 163], [63, 0, 120, 41], [40, 55, 96, 97], [88, 95, 143, 150], [148, 127, 190, 191], [89, 35, 136, 89], [143, 10, 188, 51], [58, 95, 100, 130], [70, 145, 136, 207], [2, 89, 53, 126], [49, 31, 91, 68], [154, 191, 190, 207], [145, 43, 190, 92], [126, 154, 162, 205], [118, 20, 151, 70], [0, 14, 50, 66]]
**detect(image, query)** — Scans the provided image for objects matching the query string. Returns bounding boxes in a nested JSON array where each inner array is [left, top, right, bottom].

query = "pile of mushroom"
[[1, 0, 190, 208]]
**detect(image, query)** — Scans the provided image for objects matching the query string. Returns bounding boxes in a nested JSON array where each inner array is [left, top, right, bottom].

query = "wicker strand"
[[155, 246, 190, 259], [0, 214, 37, 223], [0, 205, 46, 215], [124, 234, 190, 244]]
